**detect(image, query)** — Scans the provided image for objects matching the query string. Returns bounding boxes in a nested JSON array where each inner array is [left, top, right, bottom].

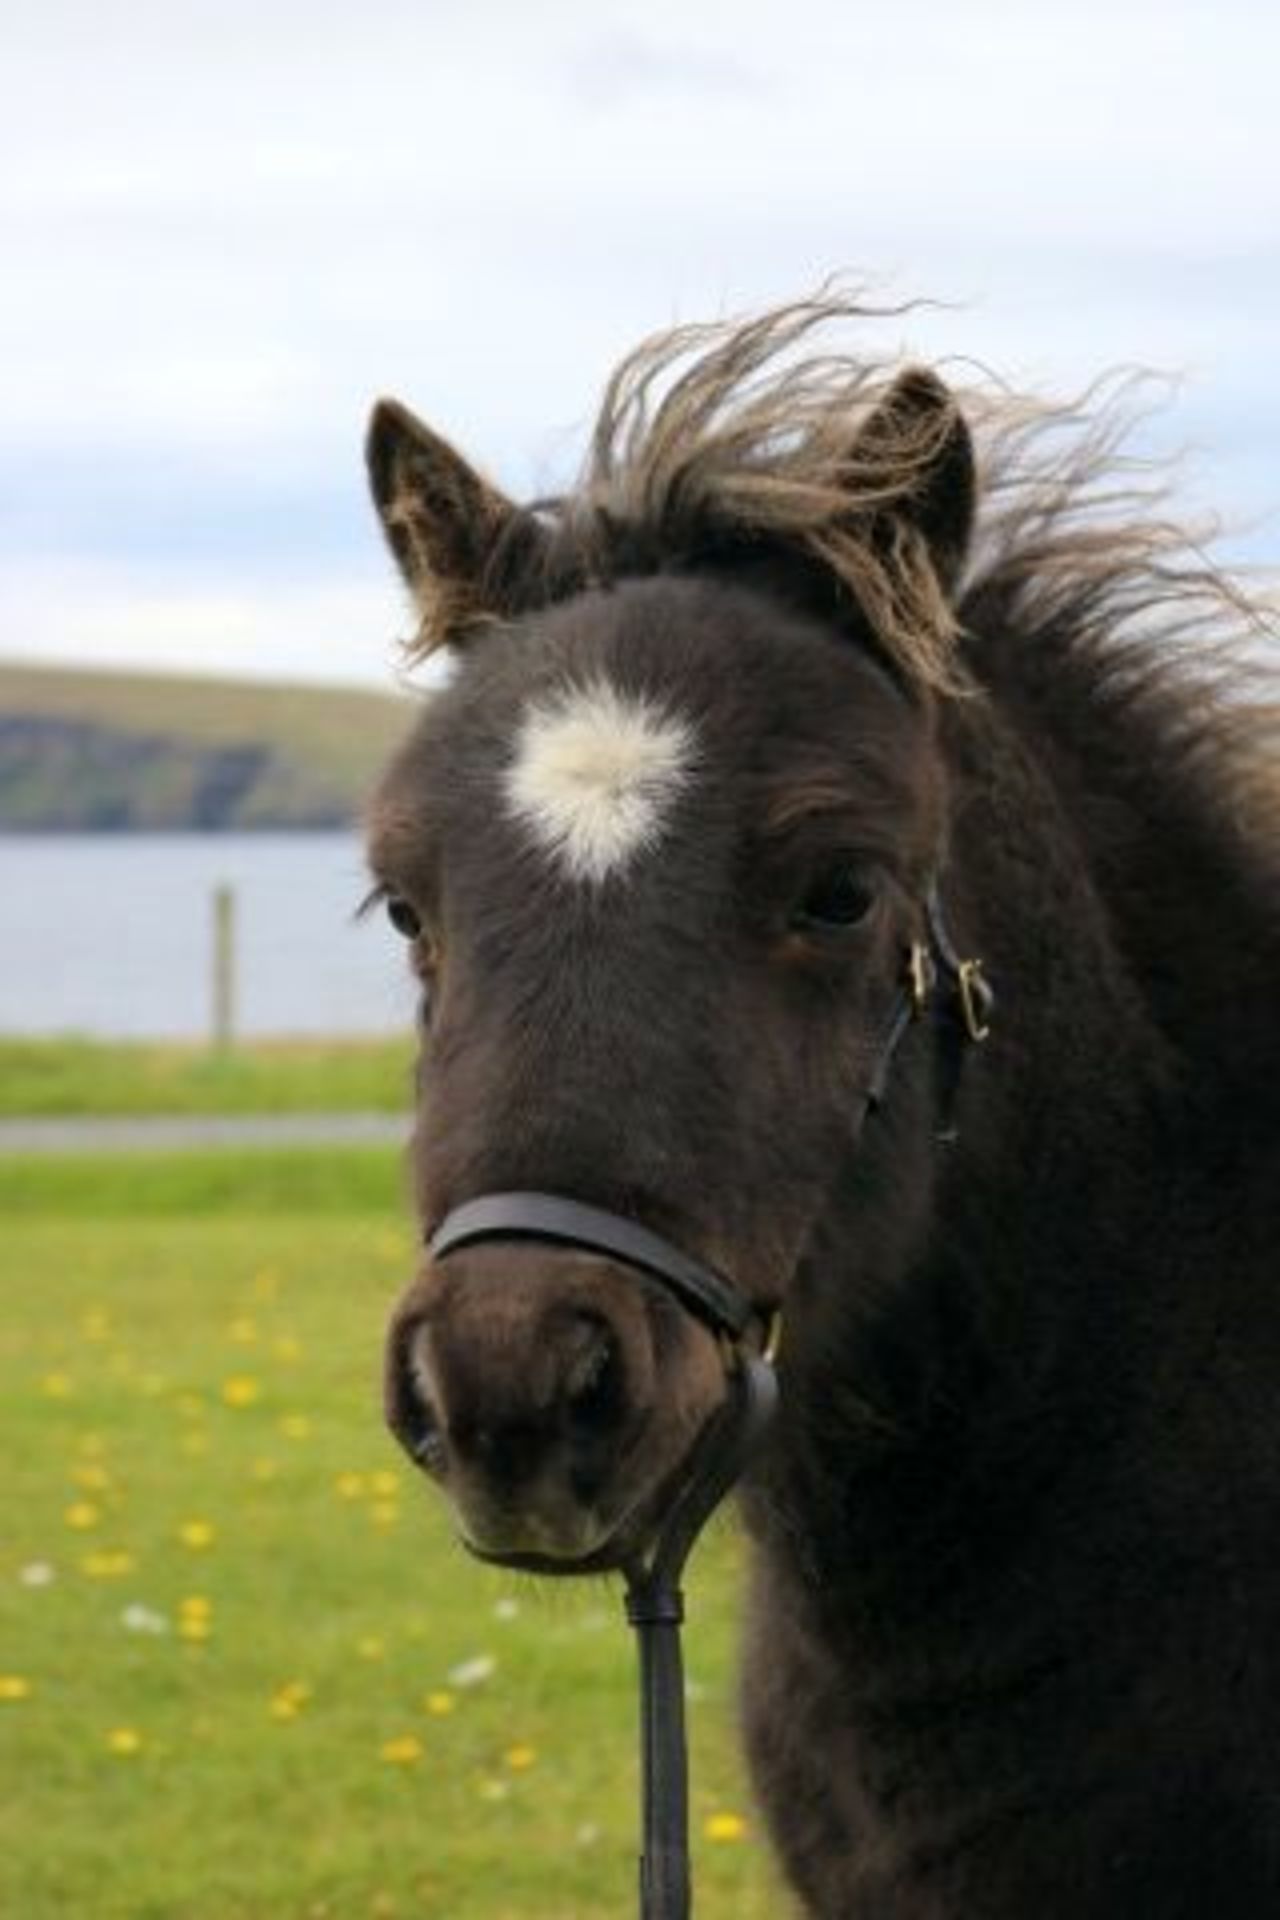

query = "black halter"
[[430, 1192, 753, 1344], [429, 1196, 778, 1920], [425, 887, 993, 1920]]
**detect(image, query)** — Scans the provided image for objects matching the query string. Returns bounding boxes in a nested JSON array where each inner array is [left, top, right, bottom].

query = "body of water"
[[1, 834, 416, 1038]]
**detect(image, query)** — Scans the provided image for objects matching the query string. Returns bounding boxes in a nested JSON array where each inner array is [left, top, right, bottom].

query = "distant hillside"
[[0, 662, 416, 830]]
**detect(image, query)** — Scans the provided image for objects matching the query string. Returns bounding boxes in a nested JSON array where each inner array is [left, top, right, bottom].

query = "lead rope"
[[623, 1354, 779, 1920]]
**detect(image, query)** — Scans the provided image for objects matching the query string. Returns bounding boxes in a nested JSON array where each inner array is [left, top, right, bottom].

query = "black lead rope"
[[624, 1355, 779, 1920]]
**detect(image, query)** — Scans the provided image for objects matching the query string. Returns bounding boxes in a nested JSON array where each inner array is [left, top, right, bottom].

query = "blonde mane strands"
[[408, 292, 1276, 849], [963, 371, 1280, 860], [575, 294, 969, 692], [574, 292, 1276, 850]]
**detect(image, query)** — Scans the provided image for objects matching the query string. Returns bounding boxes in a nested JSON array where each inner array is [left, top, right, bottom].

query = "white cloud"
[[0, 561, 410, 688], [0, 0, 1275, 682]]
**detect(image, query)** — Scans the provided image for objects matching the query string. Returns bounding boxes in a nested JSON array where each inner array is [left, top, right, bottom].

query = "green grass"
[[0, 1147, 406, 1216], [0, 1153, 782, 1918], [0, 1036, 416, 1119]]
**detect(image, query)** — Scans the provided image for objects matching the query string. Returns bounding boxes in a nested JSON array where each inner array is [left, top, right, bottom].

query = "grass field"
[[0, 1036, 416, 1119], [0, 1151, 782, 1919]]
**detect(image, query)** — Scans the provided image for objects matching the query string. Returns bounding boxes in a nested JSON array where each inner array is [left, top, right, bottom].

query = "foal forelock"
[[502, 676, 697, 884]]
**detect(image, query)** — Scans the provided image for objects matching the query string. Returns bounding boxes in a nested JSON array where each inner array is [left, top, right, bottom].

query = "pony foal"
[[366, 298, 1280, 1918]]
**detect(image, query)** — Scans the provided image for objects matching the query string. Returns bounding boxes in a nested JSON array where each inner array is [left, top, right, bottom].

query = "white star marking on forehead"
[[502, 678, 696, 884]]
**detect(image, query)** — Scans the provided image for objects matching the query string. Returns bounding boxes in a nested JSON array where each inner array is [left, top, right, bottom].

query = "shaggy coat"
[[366, 297, 1280, 1918]]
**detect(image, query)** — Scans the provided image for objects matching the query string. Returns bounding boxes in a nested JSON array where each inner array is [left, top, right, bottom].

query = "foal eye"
[[792, 861, 876, 933], [385, 895, 422, 940]]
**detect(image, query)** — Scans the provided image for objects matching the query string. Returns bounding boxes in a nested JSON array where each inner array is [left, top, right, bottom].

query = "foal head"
[[367, 316, 974, 1571]]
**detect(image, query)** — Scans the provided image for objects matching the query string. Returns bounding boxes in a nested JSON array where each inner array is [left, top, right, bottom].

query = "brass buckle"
[[760, 1309, 783, 1367], [719, 1308, 783, 1373], [956, 958, 992, 1043], [908, 941, 933, 1017]]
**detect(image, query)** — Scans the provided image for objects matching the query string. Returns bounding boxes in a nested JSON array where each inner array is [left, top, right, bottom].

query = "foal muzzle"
[[419, 1189, 780, 1566]]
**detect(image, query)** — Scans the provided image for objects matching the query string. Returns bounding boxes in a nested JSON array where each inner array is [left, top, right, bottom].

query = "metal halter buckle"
[[956, 957, 993, 1043], [908, 939, 935, 1017]]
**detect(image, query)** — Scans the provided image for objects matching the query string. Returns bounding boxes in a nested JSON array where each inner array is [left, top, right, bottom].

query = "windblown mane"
[[402, 293, 1278, 1092], [429, 295, 1277, 869]]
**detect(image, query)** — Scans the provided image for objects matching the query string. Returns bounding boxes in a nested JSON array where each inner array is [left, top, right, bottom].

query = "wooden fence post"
[[212, 882, 236, 1051]]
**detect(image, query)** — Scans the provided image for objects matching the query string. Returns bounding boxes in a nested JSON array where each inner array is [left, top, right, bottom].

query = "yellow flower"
[[228, 1315, 258, 1344], [81, 1549, 134, 1579], [278, 1413, 311, 1440], [106, 1727, 143, 1756], [41, 1372, 74, 1398], [71, 1463, 111, 1493], [268, 1679, 310, 1721], [180, 1595, 211, 1618], [249, 1456, 278, 1482], [80, 1309, 111, 1341], [178, 1616, 211, 1643], [65, 1501, 100, 1530], [178, 1520, 215, 1551], [370, 1502, 399, 1528], [273, 1336, 301, 1363], [504, 1744, 537, 1772], [370, 1470, 399, 1498], [221, 1375, 261, 1408], [703, 1812, 749, 1843], [0, 1676, 32, 1702], [379, 1735, 423, 1766], [423, 1691, 456, 1717], [334, 1472, 366, 1501]]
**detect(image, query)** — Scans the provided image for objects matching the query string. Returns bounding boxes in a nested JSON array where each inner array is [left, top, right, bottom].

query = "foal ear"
[[850, 367, 975, 595], [366, 399, 522, 652]]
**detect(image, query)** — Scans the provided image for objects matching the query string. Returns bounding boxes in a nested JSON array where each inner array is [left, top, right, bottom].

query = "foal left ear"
[[366, 398, 526, 653], [850, 367, 975, 596]]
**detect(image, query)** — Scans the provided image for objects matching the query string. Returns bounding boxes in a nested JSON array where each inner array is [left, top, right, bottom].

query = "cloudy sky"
[[3, 0, 1277, 689]]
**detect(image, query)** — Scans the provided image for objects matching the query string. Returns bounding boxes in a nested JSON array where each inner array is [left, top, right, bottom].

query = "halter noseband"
[[430, 1192, 754, 1345], [423, 885, 992, 1920]]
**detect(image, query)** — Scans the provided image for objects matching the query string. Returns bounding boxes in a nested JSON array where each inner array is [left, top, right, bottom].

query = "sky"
[[3, 0, 1277, 690]]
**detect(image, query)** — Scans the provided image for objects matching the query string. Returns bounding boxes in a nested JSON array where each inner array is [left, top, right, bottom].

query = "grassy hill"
[[0, 661, 415, 830]]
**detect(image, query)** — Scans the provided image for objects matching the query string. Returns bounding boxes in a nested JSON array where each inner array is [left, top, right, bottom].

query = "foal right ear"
[[366, 399, 523, 654]]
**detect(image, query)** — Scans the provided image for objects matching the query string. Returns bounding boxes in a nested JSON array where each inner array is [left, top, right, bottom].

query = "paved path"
[[0, 1112, 410, 1155]]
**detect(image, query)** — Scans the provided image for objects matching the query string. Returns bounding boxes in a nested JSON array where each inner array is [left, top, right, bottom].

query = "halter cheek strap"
[[862, 881, 995, 1117]]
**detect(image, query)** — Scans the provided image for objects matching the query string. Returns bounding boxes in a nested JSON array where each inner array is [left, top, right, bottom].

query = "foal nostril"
[[385, 1320, 447, 1477], [407, 1414, 446, 1477], [393, 1384, 446, 1477], [562, 1318, 624, 1439]]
